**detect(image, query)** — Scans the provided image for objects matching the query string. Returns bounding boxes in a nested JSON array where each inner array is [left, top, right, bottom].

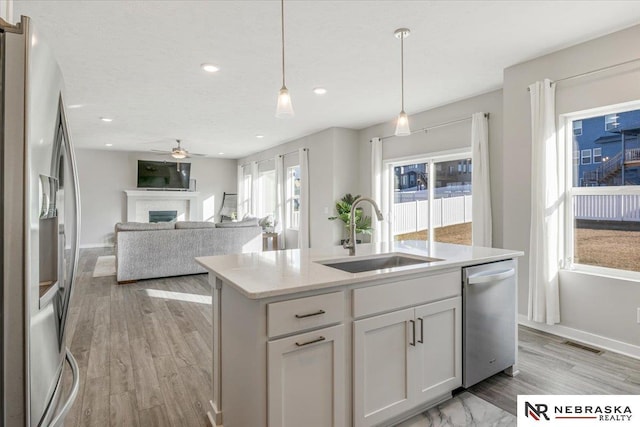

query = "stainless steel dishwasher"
[[462, 259, 517, 388]]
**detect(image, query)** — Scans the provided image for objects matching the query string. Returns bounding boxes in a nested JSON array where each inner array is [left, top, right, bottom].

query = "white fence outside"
[[574, 194, 640, 222], [393, 194, 640, 237], [393, 195, 472, 235]]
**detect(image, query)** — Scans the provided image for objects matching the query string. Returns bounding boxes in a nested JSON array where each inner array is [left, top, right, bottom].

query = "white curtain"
[[528, 79, 562, 326], [471, 112, 492, 247], [275, 155, 286, 249], [298, 148, 310, 249], [251, 161, 259, 217], [237, 164, 246, 219], [370, 137, 388, 243], [1, 1, 14, 24]]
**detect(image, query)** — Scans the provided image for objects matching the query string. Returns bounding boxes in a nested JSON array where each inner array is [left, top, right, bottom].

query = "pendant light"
[[394, 28, 411, 136], [276, 0, 294, 118]]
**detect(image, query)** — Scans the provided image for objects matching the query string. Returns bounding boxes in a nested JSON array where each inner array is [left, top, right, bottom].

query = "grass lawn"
[[395, 223, 640, 273], [394, 222, 472, 245], [574, 227, 640, 273]]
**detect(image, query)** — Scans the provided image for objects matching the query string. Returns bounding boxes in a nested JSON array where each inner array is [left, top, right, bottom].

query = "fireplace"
[[149, 210, 178, 223], [125, 190, 201, 222]]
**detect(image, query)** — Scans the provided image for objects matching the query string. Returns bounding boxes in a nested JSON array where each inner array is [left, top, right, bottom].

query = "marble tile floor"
[[397, 392, 515, 427]]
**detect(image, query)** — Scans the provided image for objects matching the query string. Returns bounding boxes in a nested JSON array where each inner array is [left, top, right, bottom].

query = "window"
[[604, 114, 619, 132], [286, 165, 300, 230], [565, 105, 640, 276], [392, 154, 472, 245], [239, 166, 252, 217], [257, 169, 276, 218], [573, 120, 582, 136], [593, 147, 602, 163], [573, 150, 580, 165]]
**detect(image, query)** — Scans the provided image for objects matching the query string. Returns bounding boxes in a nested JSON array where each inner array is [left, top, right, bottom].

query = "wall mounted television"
[[137, 160, 191, 190]]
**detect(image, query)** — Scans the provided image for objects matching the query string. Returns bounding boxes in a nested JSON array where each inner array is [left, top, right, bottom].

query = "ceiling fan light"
[[275, 86, 294, 118], [171, 151, 187, 159], [395, 110, 411, 136]]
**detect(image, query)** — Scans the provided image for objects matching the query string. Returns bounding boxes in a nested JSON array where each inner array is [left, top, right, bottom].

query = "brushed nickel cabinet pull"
[[295, 336, 326, 347], [294, 309, 326, 319], [418, 317, 424, 344], [409, 320, 416, 346]]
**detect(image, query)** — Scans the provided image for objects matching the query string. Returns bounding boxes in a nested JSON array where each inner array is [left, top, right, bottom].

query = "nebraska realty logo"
[[517, 395, 639, 426]]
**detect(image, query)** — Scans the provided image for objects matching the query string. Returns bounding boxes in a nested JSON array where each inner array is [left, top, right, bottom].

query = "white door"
[[414, 297, 462, 402], [353, 308, 417, 427], [267, 324, 345, 427]]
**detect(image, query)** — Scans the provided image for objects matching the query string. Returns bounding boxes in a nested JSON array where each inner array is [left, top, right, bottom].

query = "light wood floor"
[[62, 248, 213, 427], [63, 248, 640, 426], [469, 325, 640, 415]]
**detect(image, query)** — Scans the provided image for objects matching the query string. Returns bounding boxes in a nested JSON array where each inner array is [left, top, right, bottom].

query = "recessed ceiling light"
[[313, 87, 327, 95], [218, 152, 225, 155], [67, 104, 84, 109], [256, 134, 264, 139], [100, 117, 113, 122], [105, 143, 113, 147], [201, 63, 220, 73]]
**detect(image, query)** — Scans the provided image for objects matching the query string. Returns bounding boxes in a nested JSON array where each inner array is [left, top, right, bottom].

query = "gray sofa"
[[115, 220, 262, 283]]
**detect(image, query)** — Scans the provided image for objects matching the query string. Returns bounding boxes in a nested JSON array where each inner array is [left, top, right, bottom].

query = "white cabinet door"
[[353, 308, 417, 427], [414, 297, 462, 402], [267, 324, 345, 427]]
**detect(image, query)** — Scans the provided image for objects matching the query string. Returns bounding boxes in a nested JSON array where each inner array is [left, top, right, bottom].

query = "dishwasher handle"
[[467, 268, 515, 285]]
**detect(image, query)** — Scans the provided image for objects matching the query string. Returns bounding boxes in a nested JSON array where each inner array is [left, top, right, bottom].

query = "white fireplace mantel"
[[125, 190, 202, 222]]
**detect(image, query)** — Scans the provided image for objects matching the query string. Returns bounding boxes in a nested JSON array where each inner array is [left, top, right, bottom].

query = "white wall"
[[76, 149, 237, 247], [503, 24, 640, 349], [357, 89, 504, 247], [238, 127, 360, 249]]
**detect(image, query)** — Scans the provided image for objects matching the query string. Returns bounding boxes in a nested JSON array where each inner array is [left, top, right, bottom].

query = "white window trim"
[[561, 101, 640, 281], [286, 165, 300, 231], [593, 147, 602, 163], [573, 119, 582, 136], [604, 113, 620, 131], [580, 149, 591, 165]]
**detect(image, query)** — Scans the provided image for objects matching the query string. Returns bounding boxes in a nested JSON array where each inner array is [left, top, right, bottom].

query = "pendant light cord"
[[281, 0, 286, 87], [400, 32, 404, 111]]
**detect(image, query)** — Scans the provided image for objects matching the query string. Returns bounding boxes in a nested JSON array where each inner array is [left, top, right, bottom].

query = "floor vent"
[[562, 340, 603, 355]]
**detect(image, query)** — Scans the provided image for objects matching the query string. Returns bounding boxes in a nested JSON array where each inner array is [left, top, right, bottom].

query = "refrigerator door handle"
[[49, 348, 80, 427], [467, 268, 515, 285]]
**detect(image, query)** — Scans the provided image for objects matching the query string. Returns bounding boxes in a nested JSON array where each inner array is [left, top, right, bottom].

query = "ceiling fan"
[[150, 139, 207, 159]]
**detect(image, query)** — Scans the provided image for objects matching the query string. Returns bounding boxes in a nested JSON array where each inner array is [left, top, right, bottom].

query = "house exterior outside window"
[[565, 105, 640, 276], [391, 154, 472, 245]]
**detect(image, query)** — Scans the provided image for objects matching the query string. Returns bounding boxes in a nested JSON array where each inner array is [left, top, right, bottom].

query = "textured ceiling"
[[12, 1, 640, 158]]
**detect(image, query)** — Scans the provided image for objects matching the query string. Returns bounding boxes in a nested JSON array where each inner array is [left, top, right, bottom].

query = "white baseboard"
[[79, 243, 114, 249], [519, 314, 640, 360]]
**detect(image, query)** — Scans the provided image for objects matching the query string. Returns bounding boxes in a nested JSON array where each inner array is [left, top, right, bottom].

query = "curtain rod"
[[239, 148, 306, 167], [526, 57, 640, 91], [378, 113, 489, 141]]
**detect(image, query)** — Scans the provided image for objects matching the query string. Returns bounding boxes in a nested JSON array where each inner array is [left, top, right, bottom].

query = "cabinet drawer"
[[268, 291, 344, 338], [353, 270, 460, 319]]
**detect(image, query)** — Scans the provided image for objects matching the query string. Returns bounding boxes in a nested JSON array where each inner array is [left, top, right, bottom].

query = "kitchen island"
[[196, 241, 523, 427]]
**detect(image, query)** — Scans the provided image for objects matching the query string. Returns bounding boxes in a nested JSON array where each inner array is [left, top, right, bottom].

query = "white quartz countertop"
[[196, 241, 524, 299]]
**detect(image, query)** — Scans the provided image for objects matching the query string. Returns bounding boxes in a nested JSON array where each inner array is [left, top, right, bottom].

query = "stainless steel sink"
[[318, 253, 443, 273]]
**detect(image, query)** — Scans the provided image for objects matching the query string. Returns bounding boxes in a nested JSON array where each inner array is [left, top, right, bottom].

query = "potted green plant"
[[328, 193, 373, 244]]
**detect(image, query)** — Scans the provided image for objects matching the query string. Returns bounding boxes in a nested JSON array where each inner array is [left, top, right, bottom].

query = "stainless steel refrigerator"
[[1, 15, 81, 426]]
